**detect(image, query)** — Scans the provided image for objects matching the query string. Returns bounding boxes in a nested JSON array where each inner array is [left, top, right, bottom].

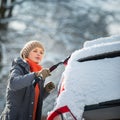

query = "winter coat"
[[0, 57, 49, 120]]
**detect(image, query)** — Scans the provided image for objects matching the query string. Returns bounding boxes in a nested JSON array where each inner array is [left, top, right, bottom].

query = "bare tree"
[[0, 0, 25, 28], [0, 0, 15, 19]]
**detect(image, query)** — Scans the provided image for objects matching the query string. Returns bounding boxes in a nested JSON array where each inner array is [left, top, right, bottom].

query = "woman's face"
[[28, 47, 44, 64]]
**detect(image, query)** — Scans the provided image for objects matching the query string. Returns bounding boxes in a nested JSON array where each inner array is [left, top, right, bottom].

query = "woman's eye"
[[33, 50, 37, 52], [39, 50, 44, 54], [40, 51, 44, 54], [32, 49, 44, 54]]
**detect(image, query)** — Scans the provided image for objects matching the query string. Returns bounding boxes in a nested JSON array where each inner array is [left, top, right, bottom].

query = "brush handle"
[[49, 62, 62, 72], [49, 55, 71, 72]]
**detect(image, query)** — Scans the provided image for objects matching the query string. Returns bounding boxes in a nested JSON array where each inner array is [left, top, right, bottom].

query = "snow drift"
[[47, 35, 120, 120]]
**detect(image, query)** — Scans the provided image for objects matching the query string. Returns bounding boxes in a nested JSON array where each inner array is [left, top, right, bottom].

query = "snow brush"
[[49, 55, 71, 72], [32, 55, 70, 87]]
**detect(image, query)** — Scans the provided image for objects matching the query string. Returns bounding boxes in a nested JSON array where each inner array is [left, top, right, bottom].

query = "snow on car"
[[47, 35, 120, 120]]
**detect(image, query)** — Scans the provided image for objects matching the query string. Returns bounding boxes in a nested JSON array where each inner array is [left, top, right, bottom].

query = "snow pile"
[[47, 35, 120, 120]]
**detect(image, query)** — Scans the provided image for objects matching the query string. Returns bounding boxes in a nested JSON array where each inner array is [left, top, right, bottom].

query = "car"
[[47, 35, 120, 120]]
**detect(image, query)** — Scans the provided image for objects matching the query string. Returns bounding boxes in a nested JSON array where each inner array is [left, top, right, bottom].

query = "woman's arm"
[[8, 65, 36, 91]]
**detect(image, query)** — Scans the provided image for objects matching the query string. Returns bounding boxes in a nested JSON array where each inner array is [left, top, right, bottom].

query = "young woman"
[[0, 40, 55, 120]]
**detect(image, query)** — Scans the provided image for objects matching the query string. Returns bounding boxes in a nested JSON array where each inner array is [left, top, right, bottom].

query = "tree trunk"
[[0, 0, 7, 18]]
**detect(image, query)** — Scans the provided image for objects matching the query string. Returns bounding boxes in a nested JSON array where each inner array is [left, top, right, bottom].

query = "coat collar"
[[12, 57, 30, 72]]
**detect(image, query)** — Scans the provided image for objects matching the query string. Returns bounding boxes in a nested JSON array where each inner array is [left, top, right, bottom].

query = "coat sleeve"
[[8, 64, 37, 91]]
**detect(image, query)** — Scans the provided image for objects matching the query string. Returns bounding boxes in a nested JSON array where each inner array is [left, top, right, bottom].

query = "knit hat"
[[20, 40, 45, 59]]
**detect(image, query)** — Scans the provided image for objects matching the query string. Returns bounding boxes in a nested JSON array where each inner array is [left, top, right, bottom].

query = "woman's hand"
[[45, 82, 55, 93], [35, 68, 51, 80]]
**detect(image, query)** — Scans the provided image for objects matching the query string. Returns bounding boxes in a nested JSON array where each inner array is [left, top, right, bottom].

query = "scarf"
[[26, 58, 42, 120]]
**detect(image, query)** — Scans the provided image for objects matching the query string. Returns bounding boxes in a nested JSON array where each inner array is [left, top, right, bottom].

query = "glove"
[[45, 82, 55, 93], [35, 68, 51, 80]]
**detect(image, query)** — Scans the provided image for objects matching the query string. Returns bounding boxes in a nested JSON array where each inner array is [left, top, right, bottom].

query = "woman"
[[0, 40, 55, 120]]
